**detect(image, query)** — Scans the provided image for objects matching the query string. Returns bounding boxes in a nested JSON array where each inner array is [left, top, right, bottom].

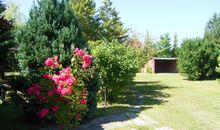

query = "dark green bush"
[[178, 38, 219, 80]]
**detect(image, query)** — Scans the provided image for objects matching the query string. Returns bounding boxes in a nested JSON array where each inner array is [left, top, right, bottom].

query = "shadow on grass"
[[76, 81, 173, 130], [135, 81, 172, 106]]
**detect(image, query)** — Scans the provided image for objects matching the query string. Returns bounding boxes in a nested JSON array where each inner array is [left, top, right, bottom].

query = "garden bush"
[[26, 48, 96, 128], [178, 38, 219, 80], [92, 41, 140, 102]]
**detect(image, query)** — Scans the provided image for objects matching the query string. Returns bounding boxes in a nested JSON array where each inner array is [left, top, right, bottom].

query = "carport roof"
[[152, 57, 177, 60]]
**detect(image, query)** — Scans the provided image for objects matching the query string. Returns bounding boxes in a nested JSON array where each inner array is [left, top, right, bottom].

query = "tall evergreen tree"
[[155, 33, 172, 57], [143, 31, 155, 58], [171, 32, 178, 57], [0, 1, 14, 79], [70, 0, 100, 41], [99, 0, 128, 43], [15, 0, 87, 80]]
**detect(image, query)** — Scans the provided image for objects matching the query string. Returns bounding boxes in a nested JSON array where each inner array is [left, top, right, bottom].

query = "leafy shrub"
[[178, 38, 219, 80], [92, 41, 140, 102], [26, 48, 96, 128]]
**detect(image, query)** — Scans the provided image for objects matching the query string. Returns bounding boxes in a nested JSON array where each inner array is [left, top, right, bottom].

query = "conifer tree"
[[143, 31, 155, 58], [0, 1, 14, 79], [171, 33, 178, 57], [99, 0, 128, 43], [15, 0, 87, 80], [70, 0, 100, 41]]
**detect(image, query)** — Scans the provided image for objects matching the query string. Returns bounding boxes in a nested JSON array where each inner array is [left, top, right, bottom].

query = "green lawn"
[[130, 73, 220, 130]]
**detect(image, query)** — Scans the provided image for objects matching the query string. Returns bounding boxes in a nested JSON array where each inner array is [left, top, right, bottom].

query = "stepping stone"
[[139, 114, 158, 125], [132, 117, 147, 126], [125, 113, 147, 126], [155, 126, 174, 130]]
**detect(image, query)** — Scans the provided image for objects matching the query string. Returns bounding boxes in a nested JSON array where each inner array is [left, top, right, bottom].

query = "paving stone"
[[132, 117, 147, 126], [139, 114, 158, 125]]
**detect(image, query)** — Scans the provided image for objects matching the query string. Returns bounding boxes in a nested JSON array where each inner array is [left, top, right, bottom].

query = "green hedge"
[[178, 38, 219, 80]]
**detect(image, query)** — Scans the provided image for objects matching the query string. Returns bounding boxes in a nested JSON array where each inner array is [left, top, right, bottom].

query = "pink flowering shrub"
[[27, 48, 95, 128]]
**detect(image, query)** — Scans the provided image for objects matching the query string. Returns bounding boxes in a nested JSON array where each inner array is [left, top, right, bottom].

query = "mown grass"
[[133, 73, 220, 130]]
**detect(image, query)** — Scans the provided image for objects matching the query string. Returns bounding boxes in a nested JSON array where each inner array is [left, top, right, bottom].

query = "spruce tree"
[[70, 0, 99, 41], [15, 0, 87, 80], [143, 31, 155, 58], [99, 0, 128, 43], [171, 33, 178, 57], [0, 1, 14, 79]]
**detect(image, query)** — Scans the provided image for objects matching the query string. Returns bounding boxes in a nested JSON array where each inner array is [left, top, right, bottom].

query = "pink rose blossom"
[[37, 95, 48, 103], [74, 48, 85, 57], [47, 90, 54, 96], [27, 84, 40, 95], [61, 88, 72, 96], [33, 89, 40, 96], [82, 54, 92, 69], [65, 76, 75, 86], [52, 74, 60, 84], [82, 63, 90, 69], [51, 105, 59, 112], [27, 86, 35, 95], [80, 99, 87, 105], [45, 58, 54, 67], [42, 74, 52, 79], [37, 108, 49, 118], [44, 56, 59, 67], [61, 67, 72, 75], [57, 84, 64, 93], [74, 48, 79, 53]]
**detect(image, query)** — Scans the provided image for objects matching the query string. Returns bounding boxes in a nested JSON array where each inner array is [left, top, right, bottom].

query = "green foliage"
[[92, 41, 140, 102], [0, 1, 16, 78], [171, 33, 178, 57], [99, 0, 128, 43], [155, 33, 172, 57], [1, 1, 24, 27], [143, 31, 156, 59], [15, 0, 87, 81], [70, 0, 100, 41], [216, 56, 220, 73], [205, 13, 220, 44], [178, 38, 219, 80]]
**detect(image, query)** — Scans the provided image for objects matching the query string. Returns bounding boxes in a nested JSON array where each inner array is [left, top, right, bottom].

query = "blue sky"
[[3, 0, 220, 43]]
